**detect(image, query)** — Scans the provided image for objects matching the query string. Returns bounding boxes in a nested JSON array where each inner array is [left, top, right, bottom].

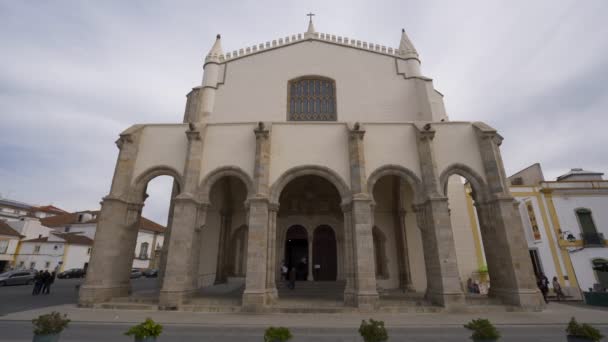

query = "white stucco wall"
[[132, 125, 188, 184], [211, 40, 436, 123], [15, 242, 64, 271], [551, 193, 608, 291], [269, 123, 350, 186], [447, 177, 477, 287], [63, 244, 91, 271], [364, 123, 421, 179], [8, 218, 53, 240], [433, 123, 485, 182], [199, 123, 257, 185]]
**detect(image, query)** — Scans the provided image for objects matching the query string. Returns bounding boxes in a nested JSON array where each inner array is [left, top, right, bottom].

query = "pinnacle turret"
[[205, 34, 224, 64], [398, 28, 418, 58], [305, 12, 316, 38]]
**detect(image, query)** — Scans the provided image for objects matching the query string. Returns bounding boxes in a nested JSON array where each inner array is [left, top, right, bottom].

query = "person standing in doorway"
[[537, 273, 549, 303], [280, 260, 288, 282], [552, 276, 565, 301], [288, 267, 296, 290]]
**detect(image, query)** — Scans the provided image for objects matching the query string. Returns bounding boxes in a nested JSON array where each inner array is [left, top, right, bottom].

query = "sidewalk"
[[1, 302, 607, 328]]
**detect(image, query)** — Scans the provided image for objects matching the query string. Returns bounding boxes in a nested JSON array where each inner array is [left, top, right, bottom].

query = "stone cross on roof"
[[306, 12, 316, 35]]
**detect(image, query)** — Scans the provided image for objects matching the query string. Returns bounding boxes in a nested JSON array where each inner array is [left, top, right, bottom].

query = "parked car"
[[57, 268, 85, 279], [130, 269, 143, 279], [0, 270, 35, 286], [142, 269, 158, 278]]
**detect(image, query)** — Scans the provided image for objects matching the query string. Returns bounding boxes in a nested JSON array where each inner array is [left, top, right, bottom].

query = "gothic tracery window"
[[288, 77, 336, 121]]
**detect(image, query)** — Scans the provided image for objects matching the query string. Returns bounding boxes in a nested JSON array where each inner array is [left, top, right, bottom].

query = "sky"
[[1, 0, 607, 225]]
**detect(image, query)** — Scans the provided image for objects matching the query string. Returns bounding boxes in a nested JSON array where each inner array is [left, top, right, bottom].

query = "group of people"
[[537, 273, 565, 303], [32, 270, 55, 295]]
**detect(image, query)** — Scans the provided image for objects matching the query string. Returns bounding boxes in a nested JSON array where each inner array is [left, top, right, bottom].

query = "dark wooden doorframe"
[[313, 225, 337, 281]]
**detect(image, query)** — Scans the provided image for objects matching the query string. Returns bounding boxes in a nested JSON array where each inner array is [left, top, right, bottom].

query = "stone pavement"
[[1, 302, 607, 327]]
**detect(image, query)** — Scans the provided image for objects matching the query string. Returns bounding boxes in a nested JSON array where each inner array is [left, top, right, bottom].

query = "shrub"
[[464, 318, 500, 340], [264, 326, 292, 342], [32, 312, 70, 335], [359, 319, 388, 342], [125, 318, 163, 339], [566, 317, 604, 341]]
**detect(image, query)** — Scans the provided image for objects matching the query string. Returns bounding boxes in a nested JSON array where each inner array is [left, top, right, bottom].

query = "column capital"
[[348, 122, 366, 140], [115, 133, 134, 150], [185, 123, 202, 141], [254, 121, 270, 139], [414, 123, 435, 141], [101, 195, 143, 209]]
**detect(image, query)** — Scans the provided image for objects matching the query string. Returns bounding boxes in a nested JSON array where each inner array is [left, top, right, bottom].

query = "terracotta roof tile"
[[40, 210, 165, 233], [52, 233, 93, 246], [23, 236, 49, 243]]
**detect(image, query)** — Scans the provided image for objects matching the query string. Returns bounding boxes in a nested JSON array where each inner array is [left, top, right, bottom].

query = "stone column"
[[307, 233, 313, 281], [346, 123, 379, 310], [266, 203, 278, 301], [341, 203, 356, 305], [392, 177, 413, 292], [79, 132, 142, 306], [397, 209, 414, 291], [214, 210, 231, 284], [158, 124, 206, 309], [242, 122, 275, 311], [473, 123, 543, 309], [414, 123, 465, 308]]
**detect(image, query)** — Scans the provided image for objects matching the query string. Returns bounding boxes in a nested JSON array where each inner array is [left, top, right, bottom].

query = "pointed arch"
[[198, 166, 254, 204], [367, 165, 424, 204], [269, 165, 351, 205], [438, 163, 489, 203], [131, 165, 183, 202]]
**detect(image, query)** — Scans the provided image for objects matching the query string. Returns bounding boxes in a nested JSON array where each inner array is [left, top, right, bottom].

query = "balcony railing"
[[581, 232, 605, 247]]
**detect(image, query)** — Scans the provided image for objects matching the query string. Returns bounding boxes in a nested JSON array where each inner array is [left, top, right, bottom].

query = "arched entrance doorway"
[[313, 225, 337, 281], [285, 225, 308, 281]]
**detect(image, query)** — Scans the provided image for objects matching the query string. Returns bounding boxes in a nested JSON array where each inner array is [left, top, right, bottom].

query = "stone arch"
[[131, 165, 184, 202], [367, 165, 424, 204], [269, 165, 351, 205], [438, 163, 490, 203], [198, 166, 254, 204]]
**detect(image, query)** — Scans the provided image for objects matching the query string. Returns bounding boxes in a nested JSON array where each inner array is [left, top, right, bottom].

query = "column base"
[[356, 292, 379, 312], [242, 290, 269, 312], [344, 288, 356, 306], [491, 288, 545, 311], [158, 289, 195, 310], [425, 290, 466, 309], [78, 284, 130, 307]]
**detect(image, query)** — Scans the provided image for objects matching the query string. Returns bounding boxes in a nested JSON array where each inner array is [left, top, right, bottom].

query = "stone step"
[[377, 305, 444, 313], [180, 305, 242, 313], [96, 302, 158, 311]]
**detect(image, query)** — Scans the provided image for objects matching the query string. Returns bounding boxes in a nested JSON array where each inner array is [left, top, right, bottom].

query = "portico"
[[79, 20, 544, 313]]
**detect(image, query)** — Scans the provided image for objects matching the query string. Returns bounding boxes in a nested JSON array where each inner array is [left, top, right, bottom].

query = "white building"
[[0, 197, 66, 222], [0, 221, 22, 272], [41, 210, 165, 270], [507, 164, 608, 296], [15, 232, 93, 272]]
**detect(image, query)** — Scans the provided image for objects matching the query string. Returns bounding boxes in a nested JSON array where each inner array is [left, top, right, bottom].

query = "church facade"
[[79, 21, 543, 312]]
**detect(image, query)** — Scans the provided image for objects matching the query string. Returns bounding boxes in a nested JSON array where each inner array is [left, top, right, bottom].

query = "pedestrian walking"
[[32, 270, 43, 295], [42, 271, 55, 294], [41, 270, 51, 295], [552, 276, 565, 301]]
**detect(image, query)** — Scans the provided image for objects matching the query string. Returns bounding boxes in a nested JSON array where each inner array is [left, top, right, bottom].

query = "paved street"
[[2, 280, 608, 341], [0, 277, 158, 316], [0, 321, 607, 342]]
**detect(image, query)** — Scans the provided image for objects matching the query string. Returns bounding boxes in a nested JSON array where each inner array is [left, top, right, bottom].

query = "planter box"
[[33, 334, 60, 342], [583, 292, 608, 307], [134, 338, 157, 342], [567, 336, 595, 342]]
